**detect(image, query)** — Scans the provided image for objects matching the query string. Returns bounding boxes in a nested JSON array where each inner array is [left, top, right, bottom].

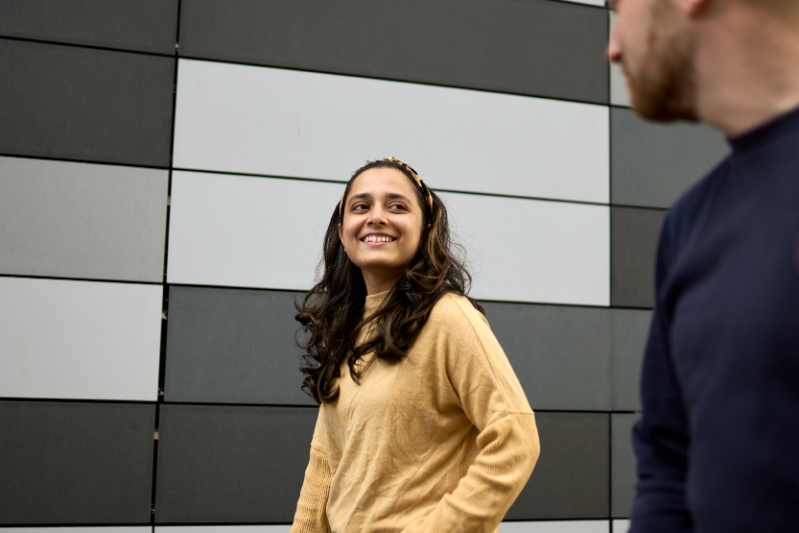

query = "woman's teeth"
[[363, 235, 395, 243]]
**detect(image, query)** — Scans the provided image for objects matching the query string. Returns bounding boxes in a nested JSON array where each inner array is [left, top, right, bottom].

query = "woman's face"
[[338, 167, 425, 294]]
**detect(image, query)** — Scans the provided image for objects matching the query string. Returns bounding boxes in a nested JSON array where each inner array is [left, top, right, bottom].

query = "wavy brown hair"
[[295, 158, 483, 404]]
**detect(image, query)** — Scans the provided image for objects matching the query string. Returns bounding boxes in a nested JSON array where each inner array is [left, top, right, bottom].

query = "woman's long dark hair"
[[295, 158, 483, 404]]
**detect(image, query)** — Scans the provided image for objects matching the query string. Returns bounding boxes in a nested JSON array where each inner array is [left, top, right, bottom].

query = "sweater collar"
[[728, 103, 799, 155], [364, 289, 391, 312]]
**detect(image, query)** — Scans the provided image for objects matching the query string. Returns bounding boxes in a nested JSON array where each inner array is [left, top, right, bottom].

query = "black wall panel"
[[611, 107, 728, 208], [155, 404, 317, 523], [165, 286, 313, 405], [179, 0, 609, 104], [483, 301, 612, 411], [611, 309, 651, 411], [0, 401, 155, 524], [612, 414, 639, 518], [0, 0, 179, 54], [0, 39, 175, 167], [165, 288, 651, 412], [507, 412, 609, 520], [611, 206, 667, 309]]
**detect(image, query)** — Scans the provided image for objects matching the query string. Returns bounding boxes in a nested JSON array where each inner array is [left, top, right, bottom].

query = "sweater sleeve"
[[629, 218, 692, 532], [402, 297, 540, 533], [290, 408, 333, 533]]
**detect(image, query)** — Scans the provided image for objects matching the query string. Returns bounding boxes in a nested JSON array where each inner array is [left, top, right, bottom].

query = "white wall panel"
[[612, 520, 630, 533], [168, 172, 608, 306], [0, 277, 163, 401], [0, 156, 168, 282], [173, 59, 609, 204], [167, 171, 340, 289], [501, 521, 610, 533], [442, 192, 610, 306]]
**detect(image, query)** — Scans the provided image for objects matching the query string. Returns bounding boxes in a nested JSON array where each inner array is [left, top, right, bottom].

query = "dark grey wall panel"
[[0, 401, 155, 524], [507, 413, 609, 520], [179, 0, 608, 104], [611, 309, 651, 411], [155, 404, 317, 523], [611, 107, 728, 208], [612, 414, 639, 518], [483, 302, 612, 411], [165, 286, 313, 405], [0, 0, 178, 54], [611, 207, 666, 309], [0, 157, 168, 282], [0, 39, 174, 167]]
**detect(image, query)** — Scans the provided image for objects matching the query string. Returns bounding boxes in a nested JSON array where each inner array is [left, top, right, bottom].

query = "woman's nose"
[[367, 205, 388, 225]]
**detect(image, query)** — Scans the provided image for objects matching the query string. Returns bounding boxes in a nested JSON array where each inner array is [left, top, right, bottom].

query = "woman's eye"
[[389, 203, 407, 211], [352, 204, 368, 211]]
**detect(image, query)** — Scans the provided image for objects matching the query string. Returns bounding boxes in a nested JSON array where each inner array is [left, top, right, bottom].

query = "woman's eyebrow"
[[348, 192, 412, 204], [347, 192, 372, 205], [386, 192, 412, 202]]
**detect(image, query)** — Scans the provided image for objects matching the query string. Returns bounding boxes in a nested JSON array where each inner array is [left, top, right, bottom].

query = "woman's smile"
[[361, 233, 397, 245]]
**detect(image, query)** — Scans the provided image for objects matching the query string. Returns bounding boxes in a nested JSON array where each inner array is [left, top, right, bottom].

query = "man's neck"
[[694, 8, 799, 138]]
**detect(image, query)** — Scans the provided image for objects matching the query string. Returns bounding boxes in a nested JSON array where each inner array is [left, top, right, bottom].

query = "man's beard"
[[627, 0, 699, 122]]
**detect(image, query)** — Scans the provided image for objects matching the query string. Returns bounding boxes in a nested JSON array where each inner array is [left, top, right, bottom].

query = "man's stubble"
[[627, 0, 700, 123]]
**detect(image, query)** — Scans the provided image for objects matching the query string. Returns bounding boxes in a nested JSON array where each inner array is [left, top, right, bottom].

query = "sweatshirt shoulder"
[[428, 292, 488, 330]]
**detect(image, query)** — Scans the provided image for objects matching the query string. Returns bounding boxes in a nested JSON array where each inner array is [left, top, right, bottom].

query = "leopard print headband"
[[338, 157, 434, 219]]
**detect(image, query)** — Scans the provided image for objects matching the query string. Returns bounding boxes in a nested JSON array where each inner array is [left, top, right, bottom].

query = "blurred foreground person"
[[291, 158, 539, 533], [608, 0, 799, 531]]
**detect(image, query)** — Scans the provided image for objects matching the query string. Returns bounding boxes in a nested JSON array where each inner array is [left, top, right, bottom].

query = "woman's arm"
[[402, 296, 540, 533], [290, 409, 332, 533]]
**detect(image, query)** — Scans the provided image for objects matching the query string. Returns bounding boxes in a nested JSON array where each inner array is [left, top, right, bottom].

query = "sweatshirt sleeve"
[[290, 408, 333, 533], [402, 296, 540, 533], [629, 219, 692, 533]]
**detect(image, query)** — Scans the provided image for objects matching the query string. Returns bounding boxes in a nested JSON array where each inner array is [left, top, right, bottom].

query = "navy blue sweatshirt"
[[630, 106, 799, 533]]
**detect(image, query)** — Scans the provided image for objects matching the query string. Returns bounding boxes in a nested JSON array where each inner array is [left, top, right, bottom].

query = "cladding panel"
[[153, 525, 291, 533], [155, 404, 317, 523], [610, 207, 666, 309], [0, 401, 155, 524], [178, 0, 607, 103], [442, 192, 610, 306], [0, 156, 168, 282], [612, 414, 639, 519], [0, 277, 162, 401], [613, 520, 631, 532], [0, 0, 178, 53], [166, 172, 340, 290], [165, 286, 312, 405], [609, 13, 630, 108], [483, 302, 612, 411], [167, 172, 609, 306], [611, 107, 728, 208], [173, 60, 609, 203], [611, 309, 651, 411], [0, 39, 174, 166], [508, 412, 609, 519]]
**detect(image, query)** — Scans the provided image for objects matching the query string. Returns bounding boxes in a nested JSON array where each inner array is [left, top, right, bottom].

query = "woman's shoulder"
[[428, 292, 489, 330]]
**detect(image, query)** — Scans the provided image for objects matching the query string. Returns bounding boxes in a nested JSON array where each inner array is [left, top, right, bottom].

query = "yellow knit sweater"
[[290, 291, 540, 533]]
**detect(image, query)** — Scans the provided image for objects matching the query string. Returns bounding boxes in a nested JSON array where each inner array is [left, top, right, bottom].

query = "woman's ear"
[[338, 223, 345, 249]]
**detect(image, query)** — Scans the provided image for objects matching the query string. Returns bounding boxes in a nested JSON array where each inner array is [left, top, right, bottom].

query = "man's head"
[[607, 0, 799, 124]]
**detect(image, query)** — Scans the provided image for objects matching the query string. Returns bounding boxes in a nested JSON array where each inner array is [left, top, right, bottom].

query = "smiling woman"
[[292, 158, 540, 533]]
